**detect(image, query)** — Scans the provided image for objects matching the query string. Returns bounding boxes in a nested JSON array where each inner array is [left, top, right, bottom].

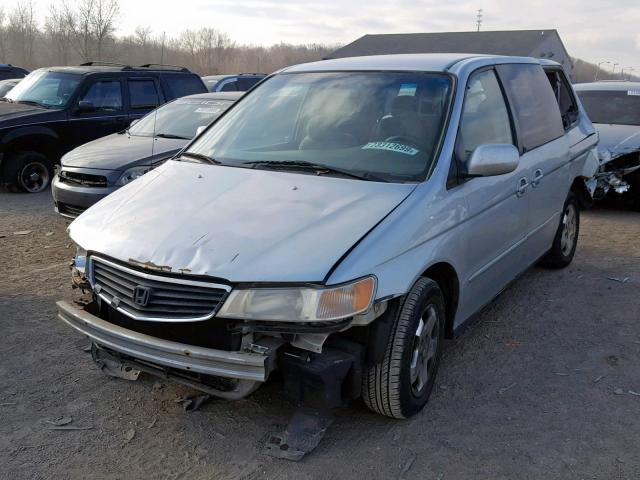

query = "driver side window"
[[456, 69, 513, 164], [80, 80, 123, 112]]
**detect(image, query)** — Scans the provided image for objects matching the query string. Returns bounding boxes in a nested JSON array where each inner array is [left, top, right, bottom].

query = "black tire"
[[540, 192, 580, 269], [362, 277, 445, 419], [5, 151, 53, 193], [628, 172, 640, 211]]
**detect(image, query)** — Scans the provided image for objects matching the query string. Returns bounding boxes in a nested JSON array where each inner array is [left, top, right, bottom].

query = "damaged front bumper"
[[56, 300, 279, 383], [594, 149, 640, 198]]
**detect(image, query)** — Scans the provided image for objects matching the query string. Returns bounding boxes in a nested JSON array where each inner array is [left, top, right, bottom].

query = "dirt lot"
[[1, 189, 639, 480]]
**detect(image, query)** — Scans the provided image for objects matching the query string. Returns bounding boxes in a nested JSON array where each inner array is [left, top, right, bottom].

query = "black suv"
[[0, 64, 29, 81], [0, 62, 206, 192]]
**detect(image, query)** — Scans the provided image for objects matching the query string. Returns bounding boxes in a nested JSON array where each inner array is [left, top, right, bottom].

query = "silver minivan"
[[58, 54, 598, 420]]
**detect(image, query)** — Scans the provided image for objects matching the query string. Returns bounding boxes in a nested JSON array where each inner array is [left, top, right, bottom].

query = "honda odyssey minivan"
[[57, 54, 598, 420]]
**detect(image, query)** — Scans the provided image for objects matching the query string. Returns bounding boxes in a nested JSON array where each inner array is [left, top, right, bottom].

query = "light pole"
[[595, 61, 611, 81], [612, 63, 619, 76], [626, 67, 635, 80]]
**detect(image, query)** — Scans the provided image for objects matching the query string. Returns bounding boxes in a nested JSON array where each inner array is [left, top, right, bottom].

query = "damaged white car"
[[574, 81, 640, 208], [57, 54, 598, 434]]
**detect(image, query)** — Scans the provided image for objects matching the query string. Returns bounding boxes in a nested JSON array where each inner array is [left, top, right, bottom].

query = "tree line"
[[0, 0, 337, 74]]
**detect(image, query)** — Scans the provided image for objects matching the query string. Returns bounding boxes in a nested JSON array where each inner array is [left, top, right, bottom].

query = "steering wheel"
[[384, 135, 422, 149]]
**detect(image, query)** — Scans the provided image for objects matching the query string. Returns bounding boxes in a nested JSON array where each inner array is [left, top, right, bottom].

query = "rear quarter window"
[[497, 64, 564, 151], [165, 74, 207, 98]]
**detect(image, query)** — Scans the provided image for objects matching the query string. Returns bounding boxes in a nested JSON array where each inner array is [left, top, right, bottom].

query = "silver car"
[[57, 54, 598, 420], [574, 81, 640, 208]]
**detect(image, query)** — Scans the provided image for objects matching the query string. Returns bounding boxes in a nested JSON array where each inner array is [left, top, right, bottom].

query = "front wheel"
[[6, 151, 53, 193], [540, 193, 580, 269], [362, 277, 445, 419]]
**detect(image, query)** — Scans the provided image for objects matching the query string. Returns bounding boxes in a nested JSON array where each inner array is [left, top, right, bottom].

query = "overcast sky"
[[15, 0, 640, 71]]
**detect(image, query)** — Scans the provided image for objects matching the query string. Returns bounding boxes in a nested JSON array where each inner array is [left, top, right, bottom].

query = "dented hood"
[[68, 160, 416, 282], [594, 123, 640, 159]]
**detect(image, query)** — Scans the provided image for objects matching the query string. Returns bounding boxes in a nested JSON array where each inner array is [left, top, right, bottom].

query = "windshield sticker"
[[398, 83, 417, 96], [362, 142, 419, 156], [627, 90, 640, 96], [194, 107, 223, 114]]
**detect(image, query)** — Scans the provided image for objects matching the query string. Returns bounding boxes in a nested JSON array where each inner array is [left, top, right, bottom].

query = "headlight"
[[217, 276, 376, 322], [598, 149, 611, 164], [73, 244, 87, 273], [116, 166, 153, 186]]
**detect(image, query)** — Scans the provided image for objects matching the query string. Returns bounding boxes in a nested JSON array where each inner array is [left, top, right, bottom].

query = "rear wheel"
[[6, 151, 53, 193], [362, 277, 445, 419], [540, 193, 580, 269]]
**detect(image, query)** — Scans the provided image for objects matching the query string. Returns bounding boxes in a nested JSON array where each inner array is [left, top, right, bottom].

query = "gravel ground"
[[1, 189, 639, 480]]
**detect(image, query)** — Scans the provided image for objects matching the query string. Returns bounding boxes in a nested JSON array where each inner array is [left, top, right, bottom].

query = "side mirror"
[[77, 100, 95, 112], [195, 125, 207, 137], [129, 118, 140, 127], [466, 144, 519, 177]]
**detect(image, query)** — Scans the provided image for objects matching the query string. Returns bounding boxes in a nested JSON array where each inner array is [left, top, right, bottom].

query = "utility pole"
[[476, 9, 483, 32], [612, 63, 619, 76], [160, 31, 166, 64], [594, 61, 611, 81]]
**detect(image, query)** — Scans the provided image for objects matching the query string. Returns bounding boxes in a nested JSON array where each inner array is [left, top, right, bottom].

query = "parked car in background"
[[0, 78, 21, 97], [0, 62, 206, 193], [0, 63, 28, 80], [202, 73, 266, 92], [574, 81, 640, 208], [58, 54, 598, 423], [52, 91, 242, 218]]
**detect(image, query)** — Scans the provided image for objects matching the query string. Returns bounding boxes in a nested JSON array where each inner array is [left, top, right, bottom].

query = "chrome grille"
[[90, 256, 230, 322], [59, 170, 108, 187]]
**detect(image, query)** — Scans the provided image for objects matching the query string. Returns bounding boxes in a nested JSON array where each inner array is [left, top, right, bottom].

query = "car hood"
[[69, 160, 416, 282], [0, 101, 55, 124], [62, 133, 187, 170], [594, 123, 640, 160]]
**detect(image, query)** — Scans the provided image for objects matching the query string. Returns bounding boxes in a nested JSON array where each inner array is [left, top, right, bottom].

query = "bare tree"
[[0, 8, 8, 60], [45, 2, 76, 65], [7, 1, 38, 68], [134, 25, 151, 48], [92, 0, 119, 59]]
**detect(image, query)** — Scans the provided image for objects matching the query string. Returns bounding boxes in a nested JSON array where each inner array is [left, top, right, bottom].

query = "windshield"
[[577, 89, 640, 126], [5, 69, 81, 108], [186, 71, 453, 182], [129, 97, 234, 139]]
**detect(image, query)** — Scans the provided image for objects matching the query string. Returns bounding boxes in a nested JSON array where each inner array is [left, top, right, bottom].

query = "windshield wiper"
[[241, 160, 387, 182], [16, 100, 48, 108], [155, 133, 191, 140], [179, 152, 221, 165]]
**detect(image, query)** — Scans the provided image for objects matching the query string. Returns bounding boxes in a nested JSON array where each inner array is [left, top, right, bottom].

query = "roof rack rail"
[[239, 72, 267, 76], [139, 63, 190, 72], [80, 61, 133, 69]]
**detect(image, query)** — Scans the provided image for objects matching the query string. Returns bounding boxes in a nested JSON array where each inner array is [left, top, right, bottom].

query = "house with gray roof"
[[326, 30, 573, 77]]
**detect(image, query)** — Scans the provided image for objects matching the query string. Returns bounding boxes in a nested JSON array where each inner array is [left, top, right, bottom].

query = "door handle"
[[531, 169, 544, 188], [516, 177, 529, 197]]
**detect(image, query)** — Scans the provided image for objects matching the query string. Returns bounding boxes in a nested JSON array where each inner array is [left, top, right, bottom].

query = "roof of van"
[[574, 81, 640, 92], [281, 53, 554, 73]]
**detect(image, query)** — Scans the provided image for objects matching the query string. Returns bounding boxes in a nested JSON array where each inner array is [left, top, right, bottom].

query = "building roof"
[[326, 30, 571, 63]]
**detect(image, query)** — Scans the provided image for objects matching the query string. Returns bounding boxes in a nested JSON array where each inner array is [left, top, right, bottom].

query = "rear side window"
[[456, 69, 513, 162], [498, 64, 564, 151], [128, 79, 159, 109], [237, 77, 261, 91], [545, 70, 579, 130], [80, 80, 123, 111], [220, 80, 238, 92], [166, 75, 206, 98]]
